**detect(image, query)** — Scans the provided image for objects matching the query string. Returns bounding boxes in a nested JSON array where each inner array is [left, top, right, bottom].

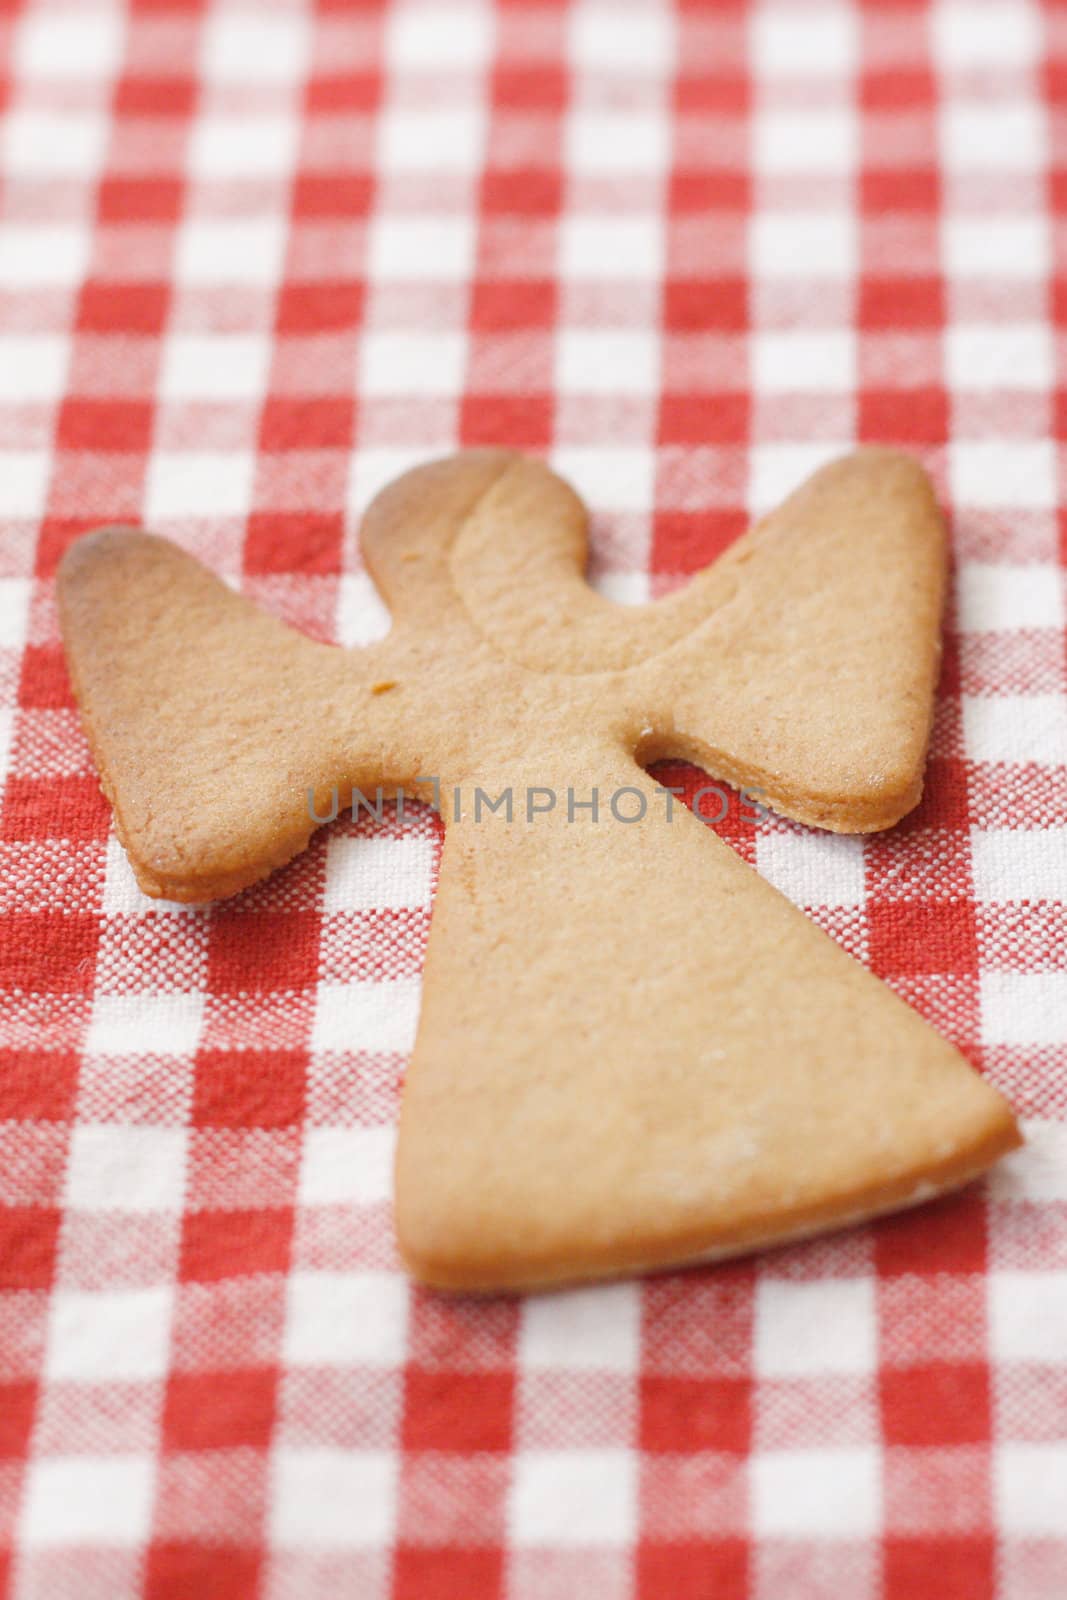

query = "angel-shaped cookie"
[[59, 450, 1020, 1290]]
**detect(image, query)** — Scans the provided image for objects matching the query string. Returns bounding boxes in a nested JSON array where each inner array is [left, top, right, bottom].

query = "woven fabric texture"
[[0, 0, 1065, 1596]]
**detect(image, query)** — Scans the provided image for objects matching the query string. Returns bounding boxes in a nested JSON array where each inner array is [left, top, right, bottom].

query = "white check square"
[[3, 112, 109, 178], [349, 450, 432, 514], [271, 1448, 397, 1548], [312, 978, 421, 1055], [146, 450, 256, 520], [756, 110, 855, 175], [510, 1450, 636, 1545], [0, 710, 15, 789], [379, 108, 487, 173], [990, 1270, 1067, 1364], [101, 836, 186, 915], [551, 447, 655, 513], [567, 111, 671, 175], [950, 442, 1056, 510], [946, 326, 1052, 394], [942, 104, 1045, 172], [386, 5, 492, 69], [284, 1270, 409, 1367], [299, 1125, 396, 1207], [188, 115, 299, 179], [943, 218, 1049, 280], [996, 1444, 1067, 1534], [0, 226, 90, 287], [962, 694, 1067, 765], [337, 572, 392, 648], [594, 571, 651, 606], [201, 14, 311, 82], [749, 444, 845, 518], [755, 1277, 877, 1377], [751, 214, 856, 278], [933, 3, 1039, 69], [559, 216, 663, 280], [46, 1287, 173, 1382], [0, 578, 31, 653], [980, 971, 1067, 1046], [970, 828, 1067, 903], [324, 834, 434, 913], [160, 334, 272, 402], [87, 991, 205, 1057], [754, 330, 855, 393], [751, 8, 857, 76], [520, 1282, 642, 1374], [21, 1456, 155, 1548], [956, 563, 1063, 632], [989, 1120, 1067, 1202], [16, 12, 126, 79], [65, 1124, 187, 1213], [752, 1447, 880, 1536], [0, 336, 70, 402], [0, 453, 51, 517], [556, 330, 659, 395], [367, 216, 475, 281], [569, 6, 675, 74], [359, 331, 467, 397], [756, 831, 866, 910], [176, 218, 287, 286]]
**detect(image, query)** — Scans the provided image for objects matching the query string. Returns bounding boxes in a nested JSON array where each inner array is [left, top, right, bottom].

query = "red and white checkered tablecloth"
[[1, 0, 1065, 1595]]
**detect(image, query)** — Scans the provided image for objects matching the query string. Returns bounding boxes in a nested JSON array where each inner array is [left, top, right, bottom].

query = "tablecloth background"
[[1, 0, 1065, 1595]]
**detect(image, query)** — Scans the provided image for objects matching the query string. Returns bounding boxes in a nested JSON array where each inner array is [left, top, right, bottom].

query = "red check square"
[[179, 1209, 293, 1284]]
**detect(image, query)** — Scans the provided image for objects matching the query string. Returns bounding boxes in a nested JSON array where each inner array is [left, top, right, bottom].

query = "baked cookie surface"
[[59, 449, 1020, 1290]]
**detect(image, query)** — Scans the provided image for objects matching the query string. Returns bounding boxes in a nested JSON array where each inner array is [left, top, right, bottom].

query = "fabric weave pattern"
[[0, 1, 1065, 1596]]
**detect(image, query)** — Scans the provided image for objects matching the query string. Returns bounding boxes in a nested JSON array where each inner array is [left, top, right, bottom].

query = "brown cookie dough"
[[59, 449, 1020, 1290]]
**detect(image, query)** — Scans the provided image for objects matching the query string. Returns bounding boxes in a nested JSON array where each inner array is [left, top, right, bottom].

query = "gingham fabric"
[[0, 0, 1065, 1595]]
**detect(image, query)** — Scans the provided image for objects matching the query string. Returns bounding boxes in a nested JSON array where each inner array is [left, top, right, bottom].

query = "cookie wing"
[[639, 450, 947, 832], [449, 449, 946, 833], [59, 529, 375, 901]]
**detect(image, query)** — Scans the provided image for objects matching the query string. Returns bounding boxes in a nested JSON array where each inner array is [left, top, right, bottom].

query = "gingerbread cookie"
[[59, 449, 1020, 1290]]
